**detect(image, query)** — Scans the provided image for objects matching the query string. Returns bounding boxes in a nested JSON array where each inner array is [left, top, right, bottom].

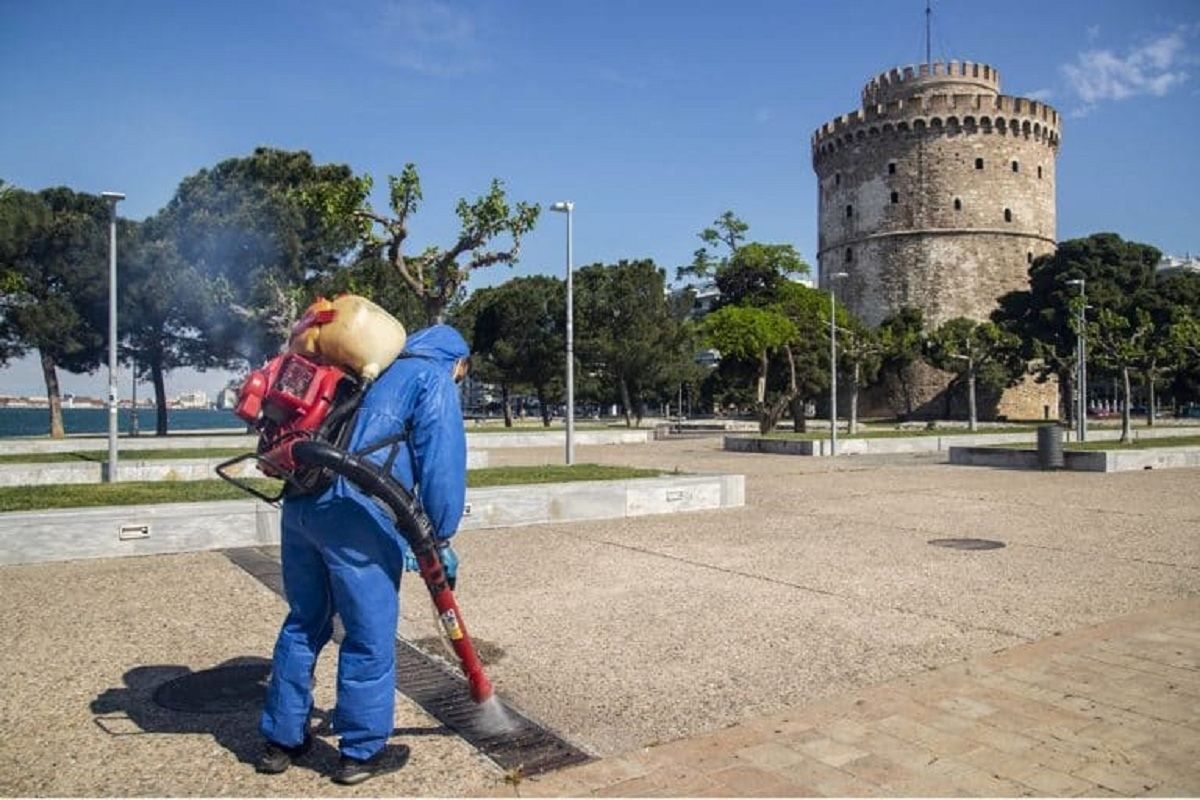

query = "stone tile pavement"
[[513, 598, 1200, 797]]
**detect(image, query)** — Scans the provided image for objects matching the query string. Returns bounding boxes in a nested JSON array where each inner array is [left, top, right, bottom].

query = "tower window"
[[975, 158, 984, 170], [1027, 252, 1033, 264], [1011, 160, 1019, 172], [1004, 208, 1013, 223], [953, 198, 962, 211], [844, 248, 853, 263], [888, 162, 896, 175], [1037, 166, 1043, 179], [835, 172, 841, 186], [845, 204, 853, 219], [890, 191, 899, 204]]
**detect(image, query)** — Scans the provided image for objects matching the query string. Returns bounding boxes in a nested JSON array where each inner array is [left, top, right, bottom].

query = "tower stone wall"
[[812, 61, 1062, 420], [812, 61, 1060, 327]]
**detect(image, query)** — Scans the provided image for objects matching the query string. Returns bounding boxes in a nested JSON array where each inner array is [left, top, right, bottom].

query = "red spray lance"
[[216, 353, 494, 705]]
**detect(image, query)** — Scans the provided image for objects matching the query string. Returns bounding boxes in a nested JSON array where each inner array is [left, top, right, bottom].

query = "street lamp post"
[[829, 272, 849, 455], [102, 191, 125, 481], [550, 201, 575, 466], [130, 357, 139, 437], [1067, 278, 1087, 442]]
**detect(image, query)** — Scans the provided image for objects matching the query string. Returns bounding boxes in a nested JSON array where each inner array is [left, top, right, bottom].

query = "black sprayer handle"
[[290, 440, 438, 557], [289, 439, 494, 703]]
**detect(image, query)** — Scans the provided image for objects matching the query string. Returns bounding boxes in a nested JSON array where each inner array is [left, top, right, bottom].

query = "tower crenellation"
[[861, 61, 1001, 106]]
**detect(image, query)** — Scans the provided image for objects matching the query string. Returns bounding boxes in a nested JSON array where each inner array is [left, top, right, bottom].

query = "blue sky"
[[2, 0, 1198, 398]]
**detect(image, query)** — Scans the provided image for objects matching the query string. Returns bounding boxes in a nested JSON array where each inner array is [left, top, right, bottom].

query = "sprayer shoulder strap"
[[350, 350, 440, 487], [352, 421, 420, 499]]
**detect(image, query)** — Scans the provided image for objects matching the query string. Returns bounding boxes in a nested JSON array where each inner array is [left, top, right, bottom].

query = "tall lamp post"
[[102, 191, 125, 481], [550, 201, 575, 466], [829, 271, 849, 455], [1067, 278, 1087, 442]]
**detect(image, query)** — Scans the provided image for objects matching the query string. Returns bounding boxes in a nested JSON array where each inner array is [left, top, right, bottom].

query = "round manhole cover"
[[928, 538, 1006, 550], [153, 663, 271, 714]]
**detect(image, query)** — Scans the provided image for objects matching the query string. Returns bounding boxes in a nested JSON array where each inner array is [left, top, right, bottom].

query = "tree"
[[461, 277, 565, 427], [160, 148, 365, 368], [678, 210, 749, 280], [1132, 272, 1200, 425], [309, 253, 427, 330], [308, 163, 539, 326], [703, 305, 798, 433], [877, 308, 926, 418], [0, 187, 108, 438], [119, 217, 234, 435], [576, 260, 695, 427], [926, 318, 1023, 431], [994, 233, 1161, 425], [714, 243, 810, 309], [772, 282, 838, 433], [838, 320, 883, 435], [1089, 307, 1153, 442]]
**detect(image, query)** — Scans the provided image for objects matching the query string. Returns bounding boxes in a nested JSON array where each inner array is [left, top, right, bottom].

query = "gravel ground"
[[0, 551, 500, 797], [1, 436, 1197, 795]]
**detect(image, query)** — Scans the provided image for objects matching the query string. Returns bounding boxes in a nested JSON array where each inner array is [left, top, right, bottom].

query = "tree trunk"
[[1120, 366, 1132, 443], [788, 396, 804, 432], [151, 360, 169, 436], [967, 368, 978, 432], [39, 349, 65, 439], [797, 398, 809, 433], [1147, 372, 1157, 428], [619, 377, 633, 428], [501, 384, 512, 427], [537, 386, 551, 427], [849, 363, 860, 435]]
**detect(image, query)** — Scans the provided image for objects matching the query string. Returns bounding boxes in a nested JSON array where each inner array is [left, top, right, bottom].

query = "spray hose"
[[290, 439, 494, 704]]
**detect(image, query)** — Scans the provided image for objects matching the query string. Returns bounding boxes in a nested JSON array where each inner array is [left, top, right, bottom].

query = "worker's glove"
[[402, 542, 459, 589], [437, 542, 459, 590]]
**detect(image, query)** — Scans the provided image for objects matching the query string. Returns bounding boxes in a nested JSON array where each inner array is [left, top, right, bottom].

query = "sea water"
[[0, 408, 242, 438]]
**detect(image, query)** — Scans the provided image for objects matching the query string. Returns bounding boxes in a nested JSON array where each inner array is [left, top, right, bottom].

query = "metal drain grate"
[[154, 663, 271, 714], [928, 538, 1006, 550], [225, 546, 590, 776]]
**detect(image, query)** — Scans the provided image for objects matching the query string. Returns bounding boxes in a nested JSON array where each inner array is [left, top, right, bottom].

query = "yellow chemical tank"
[[289, 294, 407, 382]]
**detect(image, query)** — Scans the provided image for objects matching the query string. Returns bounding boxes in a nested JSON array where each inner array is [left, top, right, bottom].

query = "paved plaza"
[[0, 438, 1197, 796]]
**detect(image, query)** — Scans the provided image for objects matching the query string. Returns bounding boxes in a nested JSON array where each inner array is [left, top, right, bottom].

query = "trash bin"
[[1037, 424, 1064, 470]]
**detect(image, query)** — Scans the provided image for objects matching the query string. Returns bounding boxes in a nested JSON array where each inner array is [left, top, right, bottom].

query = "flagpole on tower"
[[926, 0, 932, 67]]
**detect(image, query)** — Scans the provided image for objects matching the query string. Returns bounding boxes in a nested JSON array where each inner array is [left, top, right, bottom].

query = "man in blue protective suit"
[[255, 324, 470, 785]]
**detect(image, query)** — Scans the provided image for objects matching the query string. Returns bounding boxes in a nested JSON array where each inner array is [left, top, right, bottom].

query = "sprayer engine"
[[233, 353, 352, 476]]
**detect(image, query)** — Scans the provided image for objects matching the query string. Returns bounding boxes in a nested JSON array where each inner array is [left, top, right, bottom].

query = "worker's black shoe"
[[255, 735, 313, 774], [331, 745, 410, 785]]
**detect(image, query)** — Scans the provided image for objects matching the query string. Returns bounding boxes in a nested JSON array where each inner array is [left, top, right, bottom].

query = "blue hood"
[[404, 324, 469, 372]]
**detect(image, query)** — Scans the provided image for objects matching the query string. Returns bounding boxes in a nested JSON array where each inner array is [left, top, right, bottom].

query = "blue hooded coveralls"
[[259, 324, 469, 761]]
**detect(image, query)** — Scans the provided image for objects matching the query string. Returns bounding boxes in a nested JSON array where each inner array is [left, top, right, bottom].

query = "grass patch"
[[0, 464, 663, 513], [1065, 435, 1200, 451], [465, 423, 623, 433], [761, 426, 1036, 441], [466, 464, 661, 487], [0, 448, 252, 465]]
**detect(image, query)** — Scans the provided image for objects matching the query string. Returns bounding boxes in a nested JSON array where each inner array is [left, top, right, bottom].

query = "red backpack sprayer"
[[216, 296, 494, 706]]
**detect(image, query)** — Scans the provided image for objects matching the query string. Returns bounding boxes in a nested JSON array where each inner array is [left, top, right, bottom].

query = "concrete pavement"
[[516, 597, 1200, 797], [0, 437, 1196, 796]]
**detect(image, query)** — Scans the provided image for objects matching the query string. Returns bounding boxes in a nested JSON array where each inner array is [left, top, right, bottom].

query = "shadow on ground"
[[89, 656, 448, 779]]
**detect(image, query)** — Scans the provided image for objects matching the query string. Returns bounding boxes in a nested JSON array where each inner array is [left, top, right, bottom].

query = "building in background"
[[173, 390, 209, 409], [1157, 254, 1200, 277]]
